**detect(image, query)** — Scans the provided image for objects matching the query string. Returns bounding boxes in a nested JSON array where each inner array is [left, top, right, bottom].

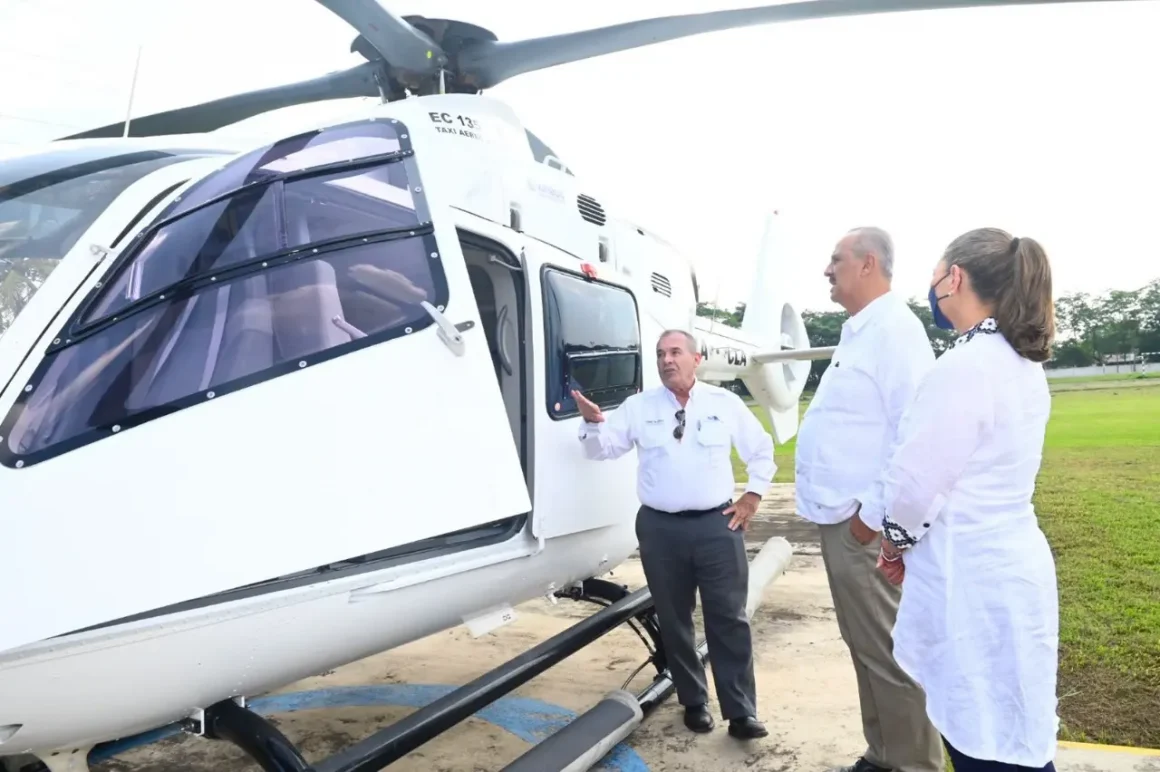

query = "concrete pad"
[[1056, 743, 1160, 772], [86, 484, 1154, 772]]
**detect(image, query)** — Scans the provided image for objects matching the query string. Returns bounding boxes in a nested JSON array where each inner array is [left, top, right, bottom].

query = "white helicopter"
[[0, 1, 1138, 770]]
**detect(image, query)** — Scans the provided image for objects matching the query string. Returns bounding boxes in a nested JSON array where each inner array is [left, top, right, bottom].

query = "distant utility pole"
[[123, 44, 143, 138]]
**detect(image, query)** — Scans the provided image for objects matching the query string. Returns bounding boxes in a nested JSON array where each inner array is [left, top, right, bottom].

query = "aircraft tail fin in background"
[[738, 210, 814, 444]]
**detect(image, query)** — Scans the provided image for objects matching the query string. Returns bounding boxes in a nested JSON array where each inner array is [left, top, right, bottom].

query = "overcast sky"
[[2, 0, 1158, 314]]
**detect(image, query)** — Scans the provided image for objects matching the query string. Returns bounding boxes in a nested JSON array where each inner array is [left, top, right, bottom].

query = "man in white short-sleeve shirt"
[[575, 328, 774, 741]]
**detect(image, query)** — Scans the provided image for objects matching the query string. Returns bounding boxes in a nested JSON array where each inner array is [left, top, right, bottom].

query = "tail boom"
[[691, 317, 831, 445]]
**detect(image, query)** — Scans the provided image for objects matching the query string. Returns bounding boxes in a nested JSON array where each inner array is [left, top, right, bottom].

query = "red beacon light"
[[580, 262, 598, 279]]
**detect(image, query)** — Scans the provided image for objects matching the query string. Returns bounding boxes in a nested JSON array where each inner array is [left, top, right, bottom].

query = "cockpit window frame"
[[541, 265, 643, 421], [63, 120, 428, 348], [0, 117, 449, 470]]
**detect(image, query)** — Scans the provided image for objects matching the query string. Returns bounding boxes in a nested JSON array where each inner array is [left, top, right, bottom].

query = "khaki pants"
[[818, 519, 944, 772]]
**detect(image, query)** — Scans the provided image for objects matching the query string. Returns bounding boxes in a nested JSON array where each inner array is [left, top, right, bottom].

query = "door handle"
[[420, 301, 474, 357]]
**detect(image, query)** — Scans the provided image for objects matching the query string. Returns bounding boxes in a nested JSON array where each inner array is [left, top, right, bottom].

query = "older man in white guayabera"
[[795, 227, 943, 772]]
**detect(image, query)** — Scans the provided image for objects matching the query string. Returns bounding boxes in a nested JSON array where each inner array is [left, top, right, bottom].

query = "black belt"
[[642, 501, 730, 517]]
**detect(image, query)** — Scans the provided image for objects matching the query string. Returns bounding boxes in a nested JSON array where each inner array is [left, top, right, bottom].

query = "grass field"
[[733, 374, 1160, 749]]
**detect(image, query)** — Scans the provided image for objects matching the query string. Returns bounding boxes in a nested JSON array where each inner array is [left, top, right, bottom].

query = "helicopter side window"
[[81, 125, 418, 327], [543, 267, 641, 419], [81, 163, 419, 325], [0, 119, 446, 468], [137, 122, 407, 225]]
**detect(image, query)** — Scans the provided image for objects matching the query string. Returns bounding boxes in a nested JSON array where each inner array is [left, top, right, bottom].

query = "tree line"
[[1053, 280, 1160, 367], [697, 277, 1160, 392]]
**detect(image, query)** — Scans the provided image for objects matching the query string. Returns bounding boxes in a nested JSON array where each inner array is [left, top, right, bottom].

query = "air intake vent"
[[650, 272, 672, 297], [577, 194, 607, 226]]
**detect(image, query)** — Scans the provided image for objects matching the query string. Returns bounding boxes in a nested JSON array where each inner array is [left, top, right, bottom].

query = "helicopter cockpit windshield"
[[1, 119, 445, 467], [0, 152, 198, 339]]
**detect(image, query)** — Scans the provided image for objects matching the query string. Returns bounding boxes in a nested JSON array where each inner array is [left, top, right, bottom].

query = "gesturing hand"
[[723, 492, 760, 532], [572, 390, 604, 423]]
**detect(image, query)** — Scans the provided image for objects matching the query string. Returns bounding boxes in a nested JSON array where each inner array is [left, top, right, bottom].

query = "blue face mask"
[[928, 273, 955, 330]]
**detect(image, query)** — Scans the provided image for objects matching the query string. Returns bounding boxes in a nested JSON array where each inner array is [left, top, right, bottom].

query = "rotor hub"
[[402, 16, 498, 51], [351, 17, 499, 96]]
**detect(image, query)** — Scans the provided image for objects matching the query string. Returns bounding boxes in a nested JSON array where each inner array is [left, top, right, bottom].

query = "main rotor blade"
[[314, 0, 445, 74], [459, 0, 1140, 89], [62, 62, 383, 140]]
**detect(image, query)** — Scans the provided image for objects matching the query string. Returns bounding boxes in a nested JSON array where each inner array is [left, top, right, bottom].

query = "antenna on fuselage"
[[121, 44, 143, 138]]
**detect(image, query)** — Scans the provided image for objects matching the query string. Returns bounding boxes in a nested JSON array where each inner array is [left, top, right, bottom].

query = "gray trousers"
[[635, 503, 756, 720], [818, 519, 944, 772]]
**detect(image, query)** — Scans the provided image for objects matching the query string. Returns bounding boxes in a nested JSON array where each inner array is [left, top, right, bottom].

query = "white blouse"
[[881, 318, 1061, 767]]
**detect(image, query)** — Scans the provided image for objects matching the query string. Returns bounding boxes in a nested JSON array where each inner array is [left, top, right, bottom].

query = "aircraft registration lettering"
[[428, 111, 484, 140], [708, 346, 748, 367]]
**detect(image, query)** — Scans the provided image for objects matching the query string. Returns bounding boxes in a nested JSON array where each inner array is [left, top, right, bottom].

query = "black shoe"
[[683, 704, 714, 733], [727, 716, 769, 739], [828, 758, 892, 772]]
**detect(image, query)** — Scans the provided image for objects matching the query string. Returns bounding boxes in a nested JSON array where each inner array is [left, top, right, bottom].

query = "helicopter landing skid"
[[60, 577, 667, 772], [553, 577, 669, 685], [202, 577, 665, 772]]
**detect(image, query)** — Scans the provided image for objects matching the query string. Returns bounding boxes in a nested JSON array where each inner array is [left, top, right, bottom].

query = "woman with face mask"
[[875, 227, 1060, 772]]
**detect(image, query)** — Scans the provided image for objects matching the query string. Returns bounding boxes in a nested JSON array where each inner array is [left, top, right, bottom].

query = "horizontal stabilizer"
[[751, 345, 836, 364]]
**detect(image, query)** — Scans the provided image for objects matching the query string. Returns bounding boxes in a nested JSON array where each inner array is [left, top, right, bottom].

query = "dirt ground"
[[87, 484, 1155, 772]]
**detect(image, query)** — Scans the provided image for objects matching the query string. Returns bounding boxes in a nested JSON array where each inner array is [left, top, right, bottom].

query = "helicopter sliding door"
[[0, 119, 530, 654]]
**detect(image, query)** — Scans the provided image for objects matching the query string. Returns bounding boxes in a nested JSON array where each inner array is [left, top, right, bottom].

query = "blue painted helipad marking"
[[89, 684, 650, 771]]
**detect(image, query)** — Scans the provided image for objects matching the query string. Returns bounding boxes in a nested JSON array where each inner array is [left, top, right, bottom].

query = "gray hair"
[[657, 328, 698, 353], [847, 226, 894, 279]]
